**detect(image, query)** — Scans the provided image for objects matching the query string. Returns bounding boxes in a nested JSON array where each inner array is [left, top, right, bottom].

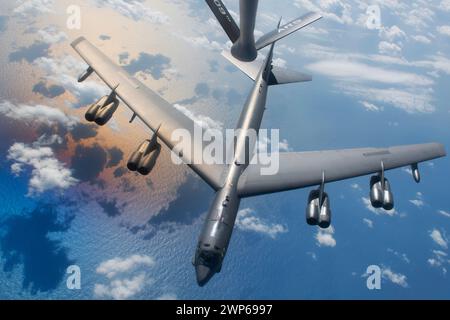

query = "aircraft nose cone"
[[195, 264, 214, 287]]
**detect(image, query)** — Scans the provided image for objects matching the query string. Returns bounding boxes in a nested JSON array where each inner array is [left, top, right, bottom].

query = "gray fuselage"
[[194, 47, 273, 286]]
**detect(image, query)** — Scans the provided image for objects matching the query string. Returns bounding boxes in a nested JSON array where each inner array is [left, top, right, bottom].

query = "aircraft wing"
[[71, 37, 225, 190], [237, 143, 446, 197]]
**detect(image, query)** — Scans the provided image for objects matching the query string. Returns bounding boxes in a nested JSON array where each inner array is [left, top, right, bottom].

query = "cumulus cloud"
[[0, 100, 78, 128], [387, 248, 410, 264], [94, 273, 148, 300], [96, 254, 155, 279], [339, 85, 435, 114], [7, 142, 78, 195], [35, 55, 108, 107], [315, 226, 336, 248], [437, 25, 450, 37], [409, 192, 425, 208], [360, 101, 382, 112], [179, 35, 226, 52], [382, 267, 408, 288], [14, 0, 54, 16], [378, 41, 403, 56], [412, 35, 432, 44], [363, 218, 374, 228], [430, 229, 448, 249], [294, 0, 353, 25], [94, 255, 155, 300], [173, 104, 223, 130], [38, 26, 67, 44], [427, 250, 448, 275], [93, 0, 169, 24], [236, 208, 287, 239], [362, 197, 397, 216], [157, 293, 177, 300], [437, 210, 450, 218]]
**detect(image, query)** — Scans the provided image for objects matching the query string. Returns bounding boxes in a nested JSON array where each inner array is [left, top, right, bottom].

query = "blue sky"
[[0, 0, 449, 299]]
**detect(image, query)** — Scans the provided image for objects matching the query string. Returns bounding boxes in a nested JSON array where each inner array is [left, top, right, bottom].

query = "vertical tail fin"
[[205, 0, 240, 43]]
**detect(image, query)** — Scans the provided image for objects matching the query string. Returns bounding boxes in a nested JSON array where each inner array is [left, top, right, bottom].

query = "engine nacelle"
[[137, 146, 161, 175], [306, 190, 320, 226], [318, 194, 331, 229], [370, 175, 383, 208], [127, 138, 160, 175], [382, 179, 394, 211], [94, 99, 119, 126], [85, 96, 119, 125], [370, 175, 394, 211], [85, 96, 108, 122], [306, 190, 331, 229]]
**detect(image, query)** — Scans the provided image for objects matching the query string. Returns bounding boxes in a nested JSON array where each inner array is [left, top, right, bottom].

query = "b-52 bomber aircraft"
[[71, 0, 446, 286]]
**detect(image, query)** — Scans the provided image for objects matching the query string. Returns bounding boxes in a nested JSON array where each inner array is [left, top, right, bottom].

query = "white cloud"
[[360, 101, 382, 112], [7, 142, 78, 195], [430, 229, 448, 249], [179, 35, 226, 52], [437, 210, 450, 218], [14, 0, 54, 16], [351, 183, 362, 190], [440, 0, 450, 11], [409, 192, 425, 208], [236, 208, 287, 239], [362, 197, 397, 216], [315, 226, 336, 248], [0, 101, 78, 129], [306, 60, 433, 87], [94, 255, 155, 300], [411, 35, 432, 44], [380, 26, 406, 42], [173, 104, 223, 130], [340, 85, 435, 114], [294, 0, 353, 25], [378, 41, 403, 56], [34, 55, 109, 107], [96, 255, 155, 279], [387, 248, 410, 264], [93, 0, 169, 24], [94, 273, 148, 300], [38, 26, 67, 44], [382, 267, 408, 288], [363, 218, 374, 228], [437, 25, 450, 37], [409, 199, 425, 208], [157, 293, 177, 300], [427, 250, 448, 275]]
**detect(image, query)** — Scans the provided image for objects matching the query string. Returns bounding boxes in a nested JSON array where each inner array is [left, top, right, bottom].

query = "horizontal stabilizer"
[[205, 0, 240, 43], [221, 50, 312, 85], [255, 12, 322, 50], [269, 68, 312, 85]]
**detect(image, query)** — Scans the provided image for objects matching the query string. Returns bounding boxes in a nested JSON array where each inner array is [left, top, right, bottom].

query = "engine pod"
[[306, 189, 320, 226], [85, 95, 108, 122], [95, 98, 119, 126]]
